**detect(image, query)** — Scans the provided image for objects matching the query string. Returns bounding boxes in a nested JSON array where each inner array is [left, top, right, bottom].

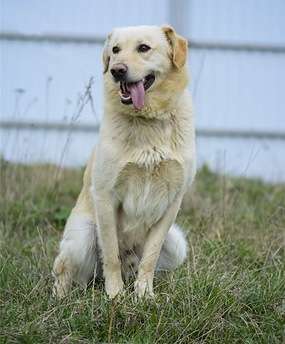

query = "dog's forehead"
[[111, 25, 166, 46]]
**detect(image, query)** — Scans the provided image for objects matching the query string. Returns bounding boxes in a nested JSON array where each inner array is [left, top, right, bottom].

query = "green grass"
[[0, 162, 284, 343]]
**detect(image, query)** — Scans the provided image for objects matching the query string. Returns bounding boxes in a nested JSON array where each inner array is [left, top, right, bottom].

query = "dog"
[[52, 25, 196, 299]]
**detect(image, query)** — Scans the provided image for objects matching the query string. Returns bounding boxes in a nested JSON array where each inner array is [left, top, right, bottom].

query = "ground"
[[0, 161, 284, 343]]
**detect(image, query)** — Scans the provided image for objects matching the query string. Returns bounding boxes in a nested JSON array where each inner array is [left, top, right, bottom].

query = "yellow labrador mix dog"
[[53, 25, 196, 299]]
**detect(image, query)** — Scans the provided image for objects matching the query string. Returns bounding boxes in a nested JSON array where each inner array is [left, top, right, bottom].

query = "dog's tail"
[[156, 224, 188, 271]]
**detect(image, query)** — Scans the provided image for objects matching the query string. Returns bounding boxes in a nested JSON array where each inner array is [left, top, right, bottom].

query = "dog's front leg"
[[95, 194, 124, 298], [135, 194, 183, 298]]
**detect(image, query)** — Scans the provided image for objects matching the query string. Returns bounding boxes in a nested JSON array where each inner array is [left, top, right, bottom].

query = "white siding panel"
[[0, 128, 98, 167], [190, 49, 285, 131], [189, 0, 285, 44], [197, 136, 285, 182], [1, 41, 103, 123], [2, 0, 169, 35]]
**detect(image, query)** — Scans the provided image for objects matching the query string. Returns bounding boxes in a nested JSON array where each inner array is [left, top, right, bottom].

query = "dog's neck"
[[104, 108, 185, 168]]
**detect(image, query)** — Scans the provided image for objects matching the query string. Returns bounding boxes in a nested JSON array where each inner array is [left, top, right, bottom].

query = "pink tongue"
[[128, 81, 145, 110]]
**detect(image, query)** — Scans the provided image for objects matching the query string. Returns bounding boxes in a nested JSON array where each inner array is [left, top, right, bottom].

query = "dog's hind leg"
[[52, 151, 99, 298], [156, 223, 188, 271], [52, 210, 99, 298]]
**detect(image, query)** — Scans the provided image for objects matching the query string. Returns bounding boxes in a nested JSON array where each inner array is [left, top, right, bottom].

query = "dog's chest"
[[114, 157, 183, 230]]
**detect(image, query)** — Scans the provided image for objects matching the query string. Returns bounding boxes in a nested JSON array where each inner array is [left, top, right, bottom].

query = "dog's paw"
[[52, 269, 73, 299], [52, 280, 68, 299], [52, 257, 73, 299], [105, 276, 124, 299], [134, 278, 154, 299]]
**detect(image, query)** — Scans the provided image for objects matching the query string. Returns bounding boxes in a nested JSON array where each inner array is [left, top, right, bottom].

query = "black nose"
[[110, 63, 128, 81]]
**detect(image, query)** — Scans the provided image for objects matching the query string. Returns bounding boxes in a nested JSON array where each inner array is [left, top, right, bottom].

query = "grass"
[[0, 161, 284, 343]]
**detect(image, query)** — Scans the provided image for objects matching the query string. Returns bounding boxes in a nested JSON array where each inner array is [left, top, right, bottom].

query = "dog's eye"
[[137, 44, 151, 53], [112, 46, 120, 54]]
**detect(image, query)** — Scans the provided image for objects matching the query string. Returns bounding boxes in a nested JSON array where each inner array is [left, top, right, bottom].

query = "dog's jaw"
[[119, 73, 156, 110]]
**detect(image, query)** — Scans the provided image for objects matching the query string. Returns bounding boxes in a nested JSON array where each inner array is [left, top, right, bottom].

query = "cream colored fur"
[[52, 25, 196, 299]]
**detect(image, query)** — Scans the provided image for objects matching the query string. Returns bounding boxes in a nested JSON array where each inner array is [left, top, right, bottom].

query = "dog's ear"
[[102, 33, 112, 73], [162, 25, 188, 69]]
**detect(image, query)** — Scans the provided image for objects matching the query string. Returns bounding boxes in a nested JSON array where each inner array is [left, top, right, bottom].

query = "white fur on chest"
[[114, 152, 184, 231]]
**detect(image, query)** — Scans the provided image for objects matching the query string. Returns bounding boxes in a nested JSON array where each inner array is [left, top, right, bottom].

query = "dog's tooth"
[[121, 93, 131, 100]]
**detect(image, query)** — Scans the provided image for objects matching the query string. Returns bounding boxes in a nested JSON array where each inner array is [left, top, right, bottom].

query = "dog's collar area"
[[119, 73, 155, 107]]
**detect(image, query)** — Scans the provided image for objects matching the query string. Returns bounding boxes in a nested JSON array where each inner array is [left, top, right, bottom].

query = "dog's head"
[[103, 25, 188, 115]]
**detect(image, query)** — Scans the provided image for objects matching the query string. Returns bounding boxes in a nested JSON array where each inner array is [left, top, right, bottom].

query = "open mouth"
[[119, 73, 155, 110]]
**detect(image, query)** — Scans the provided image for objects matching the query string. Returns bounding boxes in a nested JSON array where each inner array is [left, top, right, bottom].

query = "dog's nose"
[[110, 63, 128, 81]]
